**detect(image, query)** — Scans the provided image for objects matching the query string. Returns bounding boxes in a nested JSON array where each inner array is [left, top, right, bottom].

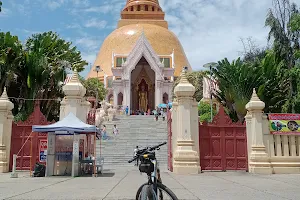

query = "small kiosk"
[[32, 112, 100, 177]]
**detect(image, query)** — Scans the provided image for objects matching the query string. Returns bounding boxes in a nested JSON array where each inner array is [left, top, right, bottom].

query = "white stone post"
[[71, 133, 80, 177], [172, 69, 200, 174], [245, 89, 272, 174], [58, 69, 88, 175], [171, 100, 178, 168], [46, 132, 56, 177], [61, 69, 87, 121], [0, 87, 14, 173]]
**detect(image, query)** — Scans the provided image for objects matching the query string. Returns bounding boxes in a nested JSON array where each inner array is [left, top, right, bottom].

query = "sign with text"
[[269, 114, 300, 135], [39, 139, 48, 162]]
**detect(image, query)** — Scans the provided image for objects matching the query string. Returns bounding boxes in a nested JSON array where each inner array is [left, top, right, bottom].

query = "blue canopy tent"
[[32, 112, 100, 177], [32, 112, 100, 134]]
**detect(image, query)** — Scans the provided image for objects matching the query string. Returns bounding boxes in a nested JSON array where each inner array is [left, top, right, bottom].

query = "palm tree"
[[265, 0, 300, 113], [0, 32, 23, 94], [212, 58, 263, 122]]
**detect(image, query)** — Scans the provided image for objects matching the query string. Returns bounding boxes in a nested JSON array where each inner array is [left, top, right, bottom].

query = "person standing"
[[113, 124, 119, 136], [125, 106, 129, 116], [134, 146, 139, 166], [102, 125, 107, 140]]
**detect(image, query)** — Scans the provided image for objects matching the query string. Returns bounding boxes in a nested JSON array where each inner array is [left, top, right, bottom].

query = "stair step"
[[96, 116, 168, 168]]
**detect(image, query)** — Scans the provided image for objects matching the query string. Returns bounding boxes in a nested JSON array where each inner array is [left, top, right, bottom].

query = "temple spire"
[[121, 0, 165, 20]]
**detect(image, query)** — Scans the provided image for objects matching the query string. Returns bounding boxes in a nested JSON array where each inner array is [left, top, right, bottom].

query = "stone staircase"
[[96, 115, 168, 170]]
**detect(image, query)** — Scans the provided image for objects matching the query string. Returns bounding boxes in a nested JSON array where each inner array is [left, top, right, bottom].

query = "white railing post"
[[10, 154, 18, 178]]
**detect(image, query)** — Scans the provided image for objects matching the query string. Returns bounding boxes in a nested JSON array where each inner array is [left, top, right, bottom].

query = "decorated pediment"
[[121, 33, 164, 80]]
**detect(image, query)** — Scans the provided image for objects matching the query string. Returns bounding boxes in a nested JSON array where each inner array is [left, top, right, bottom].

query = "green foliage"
[[0, 32, 23, 94], [80, 78, 107, 101], [212, 58, 263, 122], [0, 31, 88, 122], [0, 1, 2, 13], [173, 71, 205, 102], [211, 0, 300, 122], [198, 101, 217, 122]]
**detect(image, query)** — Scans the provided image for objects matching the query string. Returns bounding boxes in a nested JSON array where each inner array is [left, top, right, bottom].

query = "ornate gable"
[[122, 33, 164, 80]]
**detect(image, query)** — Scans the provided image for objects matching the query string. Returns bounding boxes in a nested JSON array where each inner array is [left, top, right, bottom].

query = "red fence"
[[199, 107, 248, 171], [167, 110, 173, 172], [9, 103, 54, 171]]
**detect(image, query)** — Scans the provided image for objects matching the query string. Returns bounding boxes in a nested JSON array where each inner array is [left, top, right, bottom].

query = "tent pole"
[[30, 132, 33, 177], [93, 133, 96, 177]]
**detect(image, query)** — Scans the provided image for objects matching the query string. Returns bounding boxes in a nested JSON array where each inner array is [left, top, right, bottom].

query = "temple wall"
[[246, 90, 300, 174]]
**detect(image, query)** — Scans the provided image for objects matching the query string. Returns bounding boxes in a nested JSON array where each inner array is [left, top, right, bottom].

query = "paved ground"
[[1, 168, 300, 200]]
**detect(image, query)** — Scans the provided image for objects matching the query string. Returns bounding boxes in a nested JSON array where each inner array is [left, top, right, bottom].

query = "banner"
[[39, 139, 48, 162], [269, 114, 300, 135]]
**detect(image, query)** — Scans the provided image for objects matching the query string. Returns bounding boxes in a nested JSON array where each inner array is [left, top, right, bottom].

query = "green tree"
[[257, 50, 288, 113], [81, 78, 107, 101], [0, 1, 2, 12], [265, 0, 300, 113], [0, 32, 23, 94], [0, 31, 88, 121], [173, 71, 205, 102], [198, 101, 217, 123]]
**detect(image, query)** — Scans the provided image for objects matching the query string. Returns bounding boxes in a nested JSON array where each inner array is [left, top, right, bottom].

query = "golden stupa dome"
[[87, 0, 191, 79]]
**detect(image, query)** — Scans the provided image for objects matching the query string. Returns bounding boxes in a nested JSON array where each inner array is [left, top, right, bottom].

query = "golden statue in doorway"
[[139, 85, 148, 111]]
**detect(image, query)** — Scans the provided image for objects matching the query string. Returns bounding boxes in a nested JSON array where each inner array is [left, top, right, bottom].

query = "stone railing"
[[246, 89, 300, 174], [262, 116, 300, 173]]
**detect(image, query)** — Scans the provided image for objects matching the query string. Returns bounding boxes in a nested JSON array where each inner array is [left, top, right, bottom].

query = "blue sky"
[[0, 0, 294, 78]]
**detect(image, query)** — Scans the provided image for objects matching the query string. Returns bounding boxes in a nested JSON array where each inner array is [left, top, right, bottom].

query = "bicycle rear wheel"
[[136, 183, 178, 200]]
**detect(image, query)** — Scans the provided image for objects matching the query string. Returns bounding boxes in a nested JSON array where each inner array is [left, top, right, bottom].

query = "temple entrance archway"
[[131, 57, 155, 112]]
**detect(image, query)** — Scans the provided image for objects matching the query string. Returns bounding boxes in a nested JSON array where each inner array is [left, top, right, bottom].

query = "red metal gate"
[[9, 103, 54, 171], [199, 107, 248, 171], [167, 110, 173, 172]]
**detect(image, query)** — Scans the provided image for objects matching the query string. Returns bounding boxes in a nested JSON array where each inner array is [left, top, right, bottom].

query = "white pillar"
[[155, 80, 162, 107], [245, 89, 272, 174], [113, 89, 118, 108], [124, 80, 131, 112], [46, 132, 56, 176], [172, 69, 200, 174], [0, 87, 14, 173]]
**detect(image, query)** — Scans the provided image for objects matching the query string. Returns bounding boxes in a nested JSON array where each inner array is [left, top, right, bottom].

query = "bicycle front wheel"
[[136, 183, 179, 200]]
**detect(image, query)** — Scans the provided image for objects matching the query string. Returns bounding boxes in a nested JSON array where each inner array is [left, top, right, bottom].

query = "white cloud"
[[84, 18, 107, 29], [158, 0, 273, 70], [79, 52, 97, 77], [0, 7, 12, 17], [47, 1, 63, 10], [66, 23, 81, 29], [75, 37, 100, 51]]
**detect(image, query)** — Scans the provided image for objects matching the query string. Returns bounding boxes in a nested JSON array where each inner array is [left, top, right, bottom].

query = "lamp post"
[[94, 65, 102, 109], [93, 65, 102, 177], [203, 62, 218, 122]]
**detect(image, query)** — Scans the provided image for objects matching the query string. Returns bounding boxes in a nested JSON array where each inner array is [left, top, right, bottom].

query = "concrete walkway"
[[0, 168, 300, 200]]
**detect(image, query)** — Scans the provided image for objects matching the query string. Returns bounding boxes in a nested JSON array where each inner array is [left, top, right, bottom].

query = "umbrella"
[[158, 103, 167, 108], [152, 110, 158, 115]]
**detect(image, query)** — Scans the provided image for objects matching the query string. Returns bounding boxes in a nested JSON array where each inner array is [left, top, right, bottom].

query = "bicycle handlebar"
[[128, 142, 167, 163]]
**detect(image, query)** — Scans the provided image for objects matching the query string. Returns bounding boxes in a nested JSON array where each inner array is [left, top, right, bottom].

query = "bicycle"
[[128, 142, 179, 200]]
